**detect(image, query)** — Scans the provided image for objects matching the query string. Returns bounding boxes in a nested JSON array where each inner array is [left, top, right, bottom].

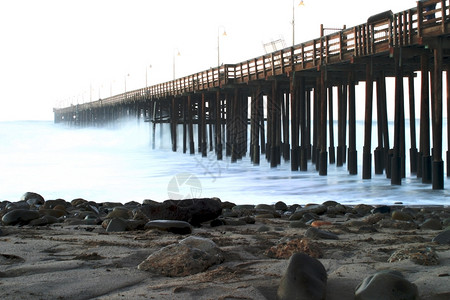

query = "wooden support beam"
[[363, 60, 374, 179], [290, 73, 299, 171], [328, 86, 335, 164], [419, 54, 432, 183], [432, 39, 444, 189], [408, 74, 418, 174], [319, 67, 328, 176], [391, 51, 404, 185], [348, 72, 358, 175], [188, 95, 195, 154]]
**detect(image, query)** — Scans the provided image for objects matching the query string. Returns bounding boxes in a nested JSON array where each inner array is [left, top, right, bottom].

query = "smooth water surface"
[[0, 120, 449, 206]]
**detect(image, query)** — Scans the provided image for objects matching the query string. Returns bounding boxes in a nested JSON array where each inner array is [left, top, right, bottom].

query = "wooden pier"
[[54, 0, 450, 190]]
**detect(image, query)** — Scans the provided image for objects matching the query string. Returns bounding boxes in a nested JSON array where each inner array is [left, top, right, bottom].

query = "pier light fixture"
[[292, 0, 305, 46], [124, 73, 130, 94], [146, 64, 152, 88], [173, 48, 181, 80], [217, 26, 227, 67]]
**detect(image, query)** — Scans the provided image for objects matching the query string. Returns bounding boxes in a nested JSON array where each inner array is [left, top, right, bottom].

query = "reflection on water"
[[0, 120, 448, 206]]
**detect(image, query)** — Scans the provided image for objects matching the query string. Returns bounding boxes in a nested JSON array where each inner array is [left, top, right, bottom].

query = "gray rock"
[[2, 209, 40, 225], [138, 237, 223, 276], [144, 220, 192, 234], [305, 227, 339, 240], [420, 218, 442, 230], [277, 253, 327, 300], [432, 229, 450, 244], [29, 215, 59, 226], [138, 198, 222, 225], [21, 192, 45, 207], [392, 210, 414, 221], [355, 270, 418, 300], [106, 218, 128, 232], [274, 201, 288, 211]]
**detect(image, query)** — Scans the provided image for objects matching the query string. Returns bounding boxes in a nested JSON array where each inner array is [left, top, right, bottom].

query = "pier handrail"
[[54, 0, 449, 114]]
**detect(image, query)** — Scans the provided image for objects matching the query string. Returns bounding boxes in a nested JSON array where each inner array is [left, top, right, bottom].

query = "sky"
[[0, 0, 418, 121]]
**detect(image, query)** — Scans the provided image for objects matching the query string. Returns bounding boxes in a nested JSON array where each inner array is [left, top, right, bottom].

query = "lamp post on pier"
[[146, 64, 152, 88], [217, 26, 227, 67], [292, 0, 305, 46], [173, 48, 181, 80]]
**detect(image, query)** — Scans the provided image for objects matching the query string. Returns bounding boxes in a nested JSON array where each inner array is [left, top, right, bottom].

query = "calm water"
[[0, 120, 449, 206]]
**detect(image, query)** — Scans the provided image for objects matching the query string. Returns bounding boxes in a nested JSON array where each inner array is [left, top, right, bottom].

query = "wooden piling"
[[432, 40, 444, 189], [348, 72, 358, 175], [328, 86, 336, 164], [419, 54, 432, 183], [363, 60, 374, 179], [319, 67, 328, 176]]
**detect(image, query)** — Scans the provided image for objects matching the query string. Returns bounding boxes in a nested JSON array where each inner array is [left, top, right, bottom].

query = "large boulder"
[[277, 253, 327, 300], [2, 209, 40, 225], [138, 198, 222, 225], [355, 270, 418, 300]]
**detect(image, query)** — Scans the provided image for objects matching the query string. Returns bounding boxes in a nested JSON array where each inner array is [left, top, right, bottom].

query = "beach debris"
[[388, 246, 439, 265], [265, 238, 323, 259], [277, 253, 327, 300], [354, 270, 418, 300], [137, 236, 223, 277]]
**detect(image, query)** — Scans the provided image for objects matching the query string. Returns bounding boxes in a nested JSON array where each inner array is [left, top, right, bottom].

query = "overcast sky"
[[0, 0, 416, 121]]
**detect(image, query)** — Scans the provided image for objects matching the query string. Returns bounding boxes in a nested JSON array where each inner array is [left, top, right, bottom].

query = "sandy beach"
[[1, 195, 449, 299]]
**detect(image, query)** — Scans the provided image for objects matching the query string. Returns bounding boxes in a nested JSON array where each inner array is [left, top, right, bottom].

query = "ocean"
[[0, 119, 448, 206]]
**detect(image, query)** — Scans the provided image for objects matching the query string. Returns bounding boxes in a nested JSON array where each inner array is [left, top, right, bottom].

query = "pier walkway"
[[54, 0, 450, 190]]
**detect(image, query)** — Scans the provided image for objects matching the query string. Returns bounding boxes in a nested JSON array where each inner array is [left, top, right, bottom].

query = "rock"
[[144, 220, 192, 234], [354, 270, 418, 300], [277, 253, 327, 300], [372, 205, 391, 214], [106, 218, 128, 232], [38, 208, 66, 218], [305, 227, 339, 240], [311, 220, 332, 227], [255, 204, 274, 211], [265, 238, 323, 259], [138, 198, 222, 225], [257, 225, 271, 232], [71, 198, 88, 207], [210, 219, 225, 227], [353, 204, 374, 215], [2, 209, 40, 225], [388, 246, 439, 265], [239, 216, 255, 224], [296, 204, 327, 215], [274, 201, 288, 211], [432, 229, 450, 244], [392, 210, 414, 221], [377, 219, 417, 230], [137, 237, 223, 276], [231, 204, 255, 211], [28, 215, 59, 226], [42, 199, 70, 209], [5, 201, 29, 211], [420, 218, 442, 230], [106, 207, 131, 219], [289, 221, 307, 228], [21, 192, 45, 207]]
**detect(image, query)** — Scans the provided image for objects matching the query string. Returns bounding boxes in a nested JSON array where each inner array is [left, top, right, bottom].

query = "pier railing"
[[55, 0, 449, 114]]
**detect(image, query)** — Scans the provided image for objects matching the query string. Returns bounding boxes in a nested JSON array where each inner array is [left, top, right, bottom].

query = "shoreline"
[[1, 193, 449, 299]]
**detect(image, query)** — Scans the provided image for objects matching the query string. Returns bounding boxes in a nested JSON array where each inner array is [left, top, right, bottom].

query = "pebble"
[[420, 218, 442, 230], [106, 218, 128, 232], [2, 209, 40, 225], [305, 227, 339, 240], [21, 192, 45, 207], [277, 253, 327, 300], [106, 207, 130, 219], [371, 205, 391, 214], [392, 210, 414, 221], [432, 229, 450, 244], [311, 220, 332, 227], [354, 270, 418, 300], [274, 201, 288, 211], [144, 220, 192, 234]]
